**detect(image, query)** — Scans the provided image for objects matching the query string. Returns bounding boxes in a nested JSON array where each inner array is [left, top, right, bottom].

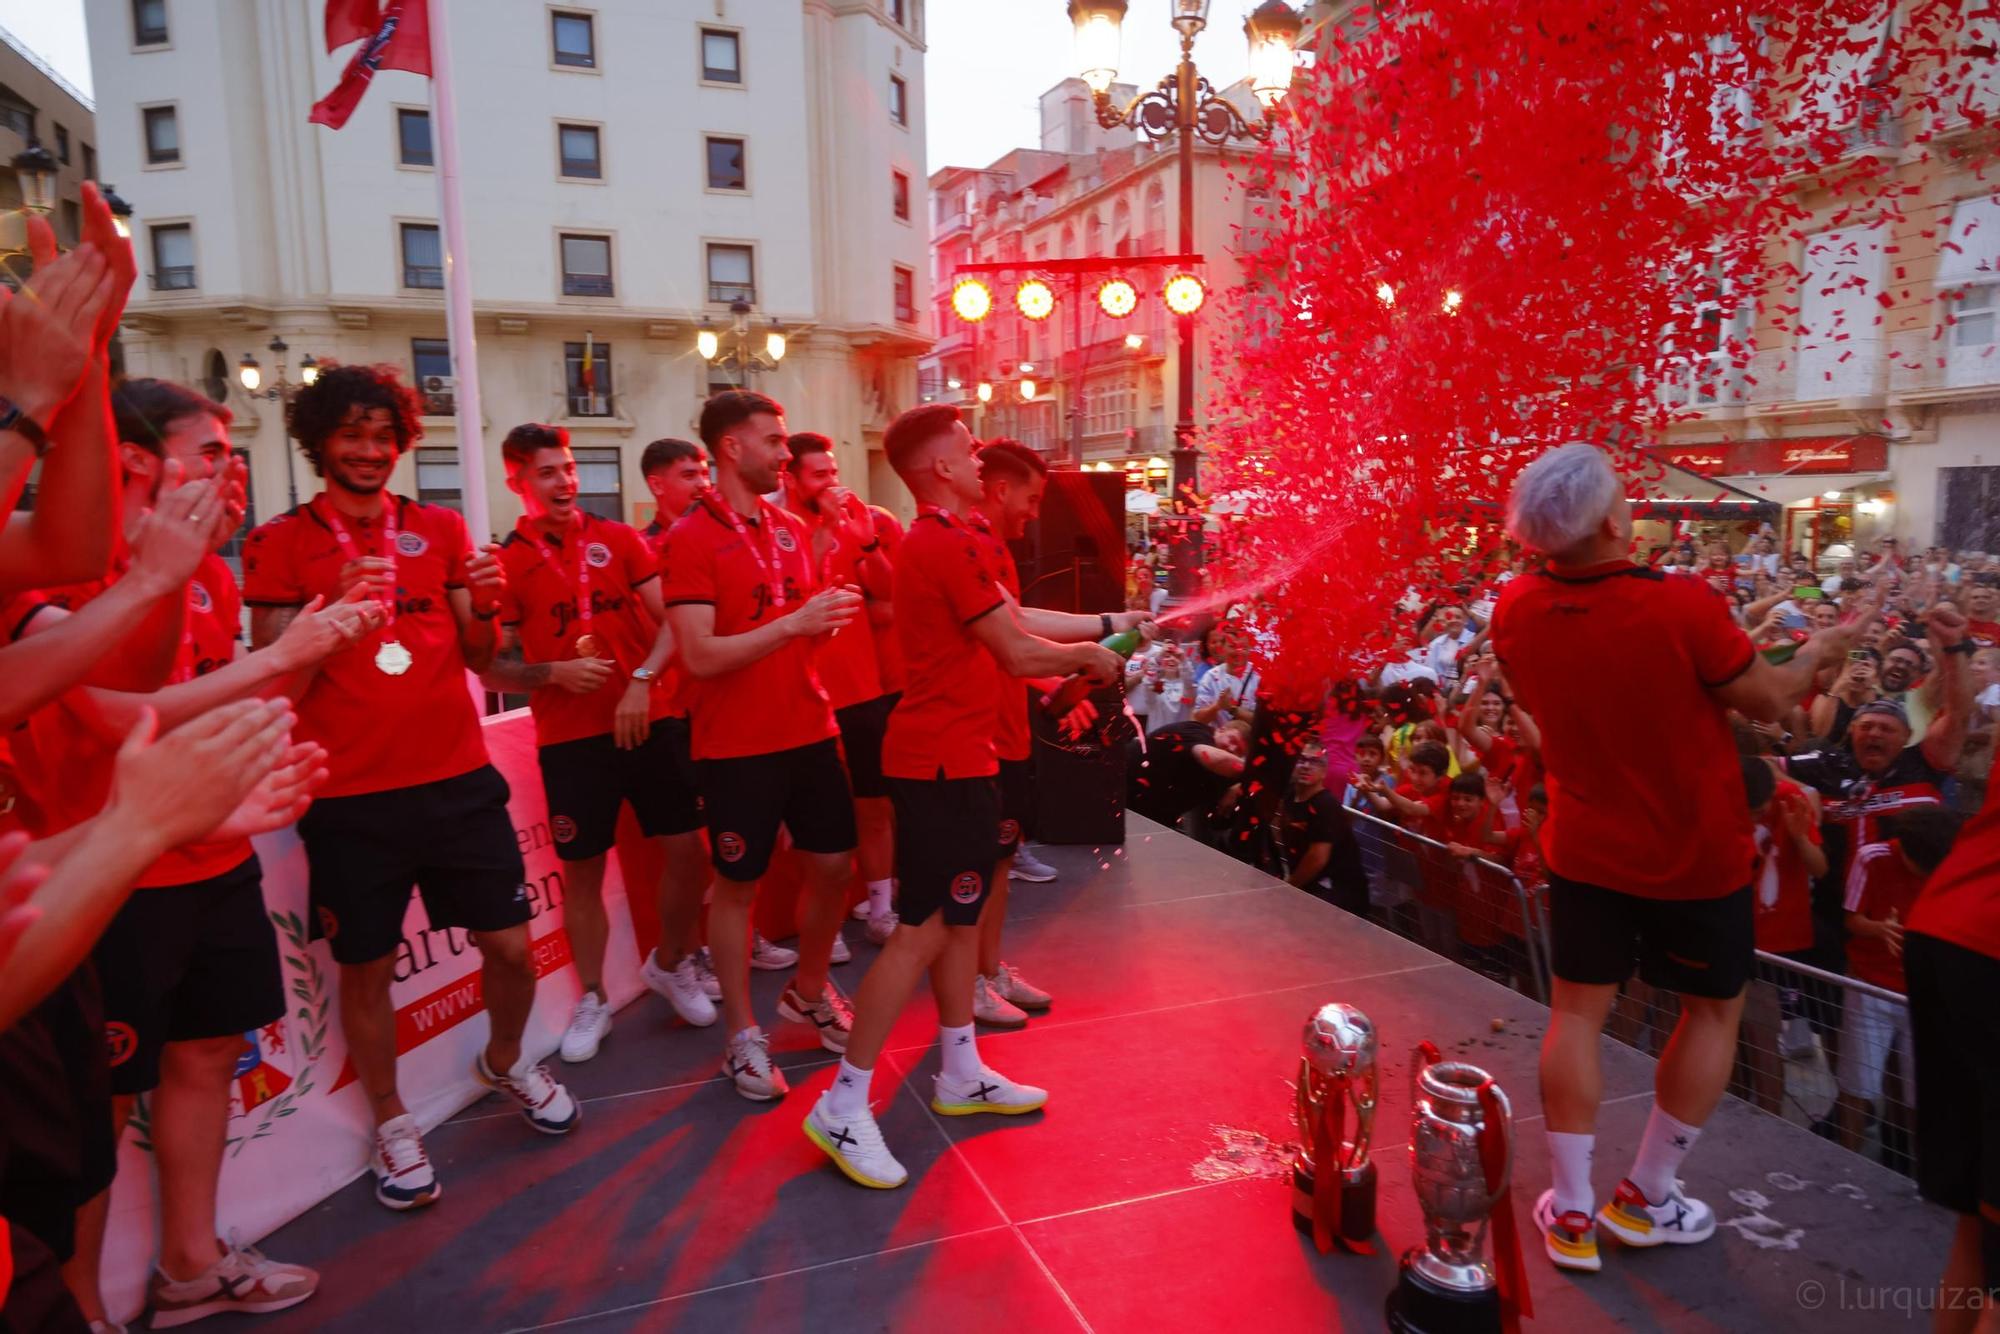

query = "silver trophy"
[[1291, 1003, 1378, 1252], [1385, 1044, 1530, 1334]]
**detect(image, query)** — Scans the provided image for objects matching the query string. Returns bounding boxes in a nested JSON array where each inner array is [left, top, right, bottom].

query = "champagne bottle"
[[1040, 628, 1143, 716]]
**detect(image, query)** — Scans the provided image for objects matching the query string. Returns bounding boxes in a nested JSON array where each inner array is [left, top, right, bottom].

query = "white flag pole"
[[425, 0, 491, 542]]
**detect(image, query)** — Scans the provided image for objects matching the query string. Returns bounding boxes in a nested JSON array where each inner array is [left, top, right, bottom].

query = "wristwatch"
[[0, 398, 51, 457], [632, 665, 660, 683], [1946, 641, 1976, 656]]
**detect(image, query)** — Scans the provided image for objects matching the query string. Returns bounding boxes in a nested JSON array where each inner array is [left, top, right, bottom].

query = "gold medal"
[[374, 639, 414, 676], [575, 633, 602, 659]]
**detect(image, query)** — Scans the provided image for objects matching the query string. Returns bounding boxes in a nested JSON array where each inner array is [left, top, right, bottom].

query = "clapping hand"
[[0, 215, 117, 428]]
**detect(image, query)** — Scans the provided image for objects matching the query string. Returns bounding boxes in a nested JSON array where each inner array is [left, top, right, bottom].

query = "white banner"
[[100, 711, 648, 1323]]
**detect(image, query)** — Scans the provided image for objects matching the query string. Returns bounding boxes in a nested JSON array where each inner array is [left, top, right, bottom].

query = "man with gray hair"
[[1490, 443, 1868, 1273]]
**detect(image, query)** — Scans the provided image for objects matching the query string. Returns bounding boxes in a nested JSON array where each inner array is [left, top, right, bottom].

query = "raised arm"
[[666, 586, 861, 679], [969, 602, 1122, 681], [1919, 606, 1976, 771]]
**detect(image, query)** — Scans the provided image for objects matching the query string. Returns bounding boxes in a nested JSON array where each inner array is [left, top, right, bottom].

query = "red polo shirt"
[[870, 508, 908, 695], [801, 517, 885, 711], [1753, 781, 1820, 954], [496, 514, 672, 748], [1493, 560, 1755, 900], [882, 507, 1007, 780], [1844, 841, 1925, 992], [242, 494, 489, 799], [1907, 777, 2000, 961], [10, 555, 254, 886], [659, 496, 836, 761], [970, 511, 1031, 763]]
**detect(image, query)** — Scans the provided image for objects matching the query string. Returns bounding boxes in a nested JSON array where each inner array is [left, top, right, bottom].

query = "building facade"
[[1, 24, 98, 250], [921, 77, 1276, 494], [84, 0, 933, 533]]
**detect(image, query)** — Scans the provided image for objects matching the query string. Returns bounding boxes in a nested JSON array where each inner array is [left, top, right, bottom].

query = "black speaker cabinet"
[[1010, 468, 1127, 614], [1029, 685, 1128, 846]]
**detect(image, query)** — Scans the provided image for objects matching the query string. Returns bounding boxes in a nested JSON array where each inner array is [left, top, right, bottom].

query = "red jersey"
[[1844, 841, 1925, 992], [11, 555, 254, 886], [639, 519, 692, 717], [1752, 781, 1820, 954], [802, 517, 885, 711], [1493, 561, 1755, 900], [1481, 733, 1541, 795], [1908, 771, 2000, 960], [496, 514, 672, 748], [242, 495, 489, 799], [1967, 617, 2000, 648], [970, 511, 1030, 763], [881, 506, 1007, 780], [659, 496, 836, 760], [869, 508, 908, 695]]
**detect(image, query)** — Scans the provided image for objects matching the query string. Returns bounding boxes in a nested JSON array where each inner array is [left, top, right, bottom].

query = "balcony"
[[1888, 326, 2000, 400], [403, 265, 443, 290], [936, 207, 970, 239], [567, 392, 616, 419], [708, 281, 755, 305], [150, 266, 197, 291], [564, 273, 615, 298]]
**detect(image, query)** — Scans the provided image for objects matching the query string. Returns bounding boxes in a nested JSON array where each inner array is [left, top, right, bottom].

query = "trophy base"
[[1288, 1163, 1376, 1248], [1384, 1253, 1501, 1334]]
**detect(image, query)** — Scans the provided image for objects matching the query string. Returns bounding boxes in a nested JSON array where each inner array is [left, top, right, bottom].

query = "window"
[[81, 144, 95, 180], [889, 0, 906, 25], [564, 341, 614, 416], [558, 124, 602, 179], [59, 201, 80, 248], [572, 446, 623, 519], [400, 224, 443, 289], [705, 136, 745, 191], [706, 243, 754, 304], [1955, 287, 1996, 348], [701, 28, 741, 83], [397, 108, 432, 166], [416, 447, 462, 511], [893, 265, 915, 323], [892, 170, 910, 221], [411, 338, 454, 414], [143, 106, 180, 165], [1797, 225, 1884, 397], [551, 10, 595, 68], [889, 75, 908, 127], [150, 223, 194, 290], [0, 92, 29, 141], [132, 0, 168, 45], [54, 125, 69, 165], [560, 234, 613, 296]]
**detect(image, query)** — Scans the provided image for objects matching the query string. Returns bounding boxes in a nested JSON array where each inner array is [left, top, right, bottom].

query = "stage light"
[[1015, 279, 1056, 321], [976, 381, 994, 402], [1442, 289, 1463, 314], [1163, 273, 1207, 316], [1020, 378, 1038, 400], [1097, 278, 1138, 318], [952, 278, 994, 323], [1375, 281, 1396, 308]]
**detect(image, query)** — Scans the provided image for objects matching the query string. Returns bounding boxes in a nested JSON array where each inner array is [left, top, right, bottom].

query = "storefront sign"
[[1657, 435, 1889, 478]]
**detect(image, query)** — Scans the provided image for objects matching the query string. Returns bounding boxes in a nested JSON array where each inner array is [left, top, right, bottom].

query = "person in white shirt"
[[1193, 627, 1259, 726], [1735, 533, 1779, 577], [1421, 603, 1478, 685], [1143, 640, 1198, 726]]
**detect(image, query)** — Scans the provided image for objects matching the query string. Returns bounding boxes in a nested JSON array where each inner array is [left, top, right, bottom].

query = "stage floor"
[[258, 819, 1946, 1332]]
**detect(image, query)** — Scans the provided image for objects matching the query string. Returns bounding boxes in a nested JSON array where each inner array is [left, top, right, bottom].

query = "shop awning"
[[1718, 471, 1892, 507]]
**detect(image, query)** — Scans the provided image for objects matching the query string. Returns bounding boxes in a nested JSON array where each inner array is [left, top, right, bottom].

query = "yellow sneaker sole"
[[930, 1094, 1048, 1117], [802, 1116, 905, 1189]]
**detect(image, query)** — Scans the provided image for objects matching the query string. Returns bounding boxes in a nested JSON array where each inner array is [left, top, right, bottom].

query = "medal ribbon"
[[321, 496, 399, 628], [532, 522, 592, 629], [1476, 1075, 1532, 1334], [708, 495, 794, 611]]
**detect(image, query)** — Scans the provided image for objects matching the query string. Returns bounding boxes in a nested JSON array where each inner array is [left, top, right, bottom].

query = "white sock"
[[826, 1057, 872, 1119], [939, 1022, 981, 1079], [1546, 1130, 1596, 1216], [1628, 1105, 1701, 1204], [866, 878, 894, 917]]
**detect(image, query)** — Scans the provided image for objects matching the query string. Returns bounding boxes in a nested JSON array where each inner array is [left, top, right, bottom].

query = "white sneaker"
[[693, 947, 722, 1000], [776, 980, 855, 1054], [1597, 1177, 1717, 1247], [803, 1093, 908, 1188], [147, 1239, 318, 1327], [1532, 1188, 1603, 1272], [641, 951, 719, 1027], [370, 1114, 441, 1211], [865, 910, 899, 946], [931, 1065, 1049, 1116], [973, 973, 1029, 1028], [1011, 844, 1059, 882], [559, 993, 612, 1062], [830, 929, 852, 964], [991, 961, 1052, 1011], [724, 1027, 789, 1101], [751, 934, 800, 970], [474, 1052, 580, 1135]]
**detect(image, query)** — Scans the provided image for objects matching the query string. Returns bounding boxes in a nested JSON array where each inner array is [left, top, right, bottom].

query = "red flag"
[[310, 0, 432, 130]]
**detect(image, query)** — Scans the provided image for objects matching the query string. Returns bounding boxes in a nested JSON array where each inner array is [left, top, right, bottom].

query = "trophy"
[[1385, 1043, 1532, 1334], [1292, 1003, 1378, 1253]]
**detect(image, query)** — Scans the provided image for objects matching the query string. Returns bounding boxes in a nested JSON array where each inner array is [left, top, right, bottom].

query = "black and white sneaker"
[[931, 1065, 1048, 1116], [803, 1094, 908, 1188], [371, 1114, 441, 1211]]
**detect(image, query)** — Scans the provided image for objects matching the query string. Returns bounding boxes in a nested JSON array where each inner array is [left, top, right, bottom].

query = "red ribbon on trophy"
[[1475, 1075, 1532, 1334], [1311, 1069, 1345, 1255]]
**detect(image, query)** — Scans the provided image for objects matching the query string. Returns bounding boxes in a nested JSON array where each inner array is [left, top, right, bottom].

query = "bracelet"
[[0, 398, 51, 457], [1946, 641, 1976, 656], [1100, 613, 1114, 638]]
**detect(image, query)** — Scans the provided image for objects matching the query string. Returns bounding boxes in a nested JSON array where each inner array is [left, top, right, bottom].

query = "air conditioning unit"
[[423, 374, 456, 395]]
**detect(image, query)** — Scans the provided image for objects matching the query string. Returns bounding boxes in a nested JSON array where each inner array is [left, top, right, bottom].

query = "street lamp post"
[[1068, 0, 1302, 599], [237, 335, 322, 507], [696, 299, 787, 387]]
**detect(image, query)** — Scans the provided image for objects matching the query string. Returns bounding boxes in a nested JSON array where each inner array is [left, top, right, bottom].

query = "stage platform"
[[257, 819, 1946, 1333]]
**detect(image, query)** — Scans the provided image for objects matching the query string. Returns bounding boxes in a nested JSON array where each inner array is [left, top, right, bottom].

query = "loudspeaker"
[[1010, 468, 1127, 614], [1029, 686, 1127, 845]]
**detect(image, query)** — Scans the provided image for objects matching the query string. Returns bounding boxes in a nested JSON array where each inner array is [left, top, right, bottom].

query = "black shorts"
[[1546, 875, 1754, 1000], [0, 969, 114, 1265], [997, 758, 1032, 858], [299, 765, 530, 966], [540, 719, 703, 862], [697, 738, 858, 882], [1906, 931, 2000, 1222], [888, 774, 1002, 928], [835, 693, 898, 800], [91, 855, 284, 1095]]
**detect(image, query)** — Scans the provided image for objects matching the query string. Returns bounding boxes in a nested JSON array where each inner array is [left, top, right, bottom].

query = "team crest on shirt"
[[188, 581, 214, 614], [773, 526, 798, 553], [718, 832, 747, 862], [584, 542, 613, 569], [551, 815, 578, 844], [104, 1021, 138, 1067], [396, 531, 429, 557], [951, 871, 984, 904], [999, 819, 1020, 846]]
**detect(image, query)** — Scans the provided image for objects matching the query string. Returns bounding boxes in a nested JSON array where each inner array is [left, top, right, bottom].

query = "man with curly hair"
[[243, 365, 578, 1216]]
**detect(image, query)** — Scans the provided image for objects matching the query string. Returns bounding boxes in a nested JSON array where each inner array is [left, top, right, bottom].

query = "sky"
[[0, 0, 1258, 175]]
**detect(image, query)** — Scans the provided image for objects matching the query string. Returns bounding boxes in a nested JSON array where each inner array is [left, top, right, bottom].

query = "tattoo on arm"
[[481, 642, 555, 691], [249, 605, 302, 652]]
